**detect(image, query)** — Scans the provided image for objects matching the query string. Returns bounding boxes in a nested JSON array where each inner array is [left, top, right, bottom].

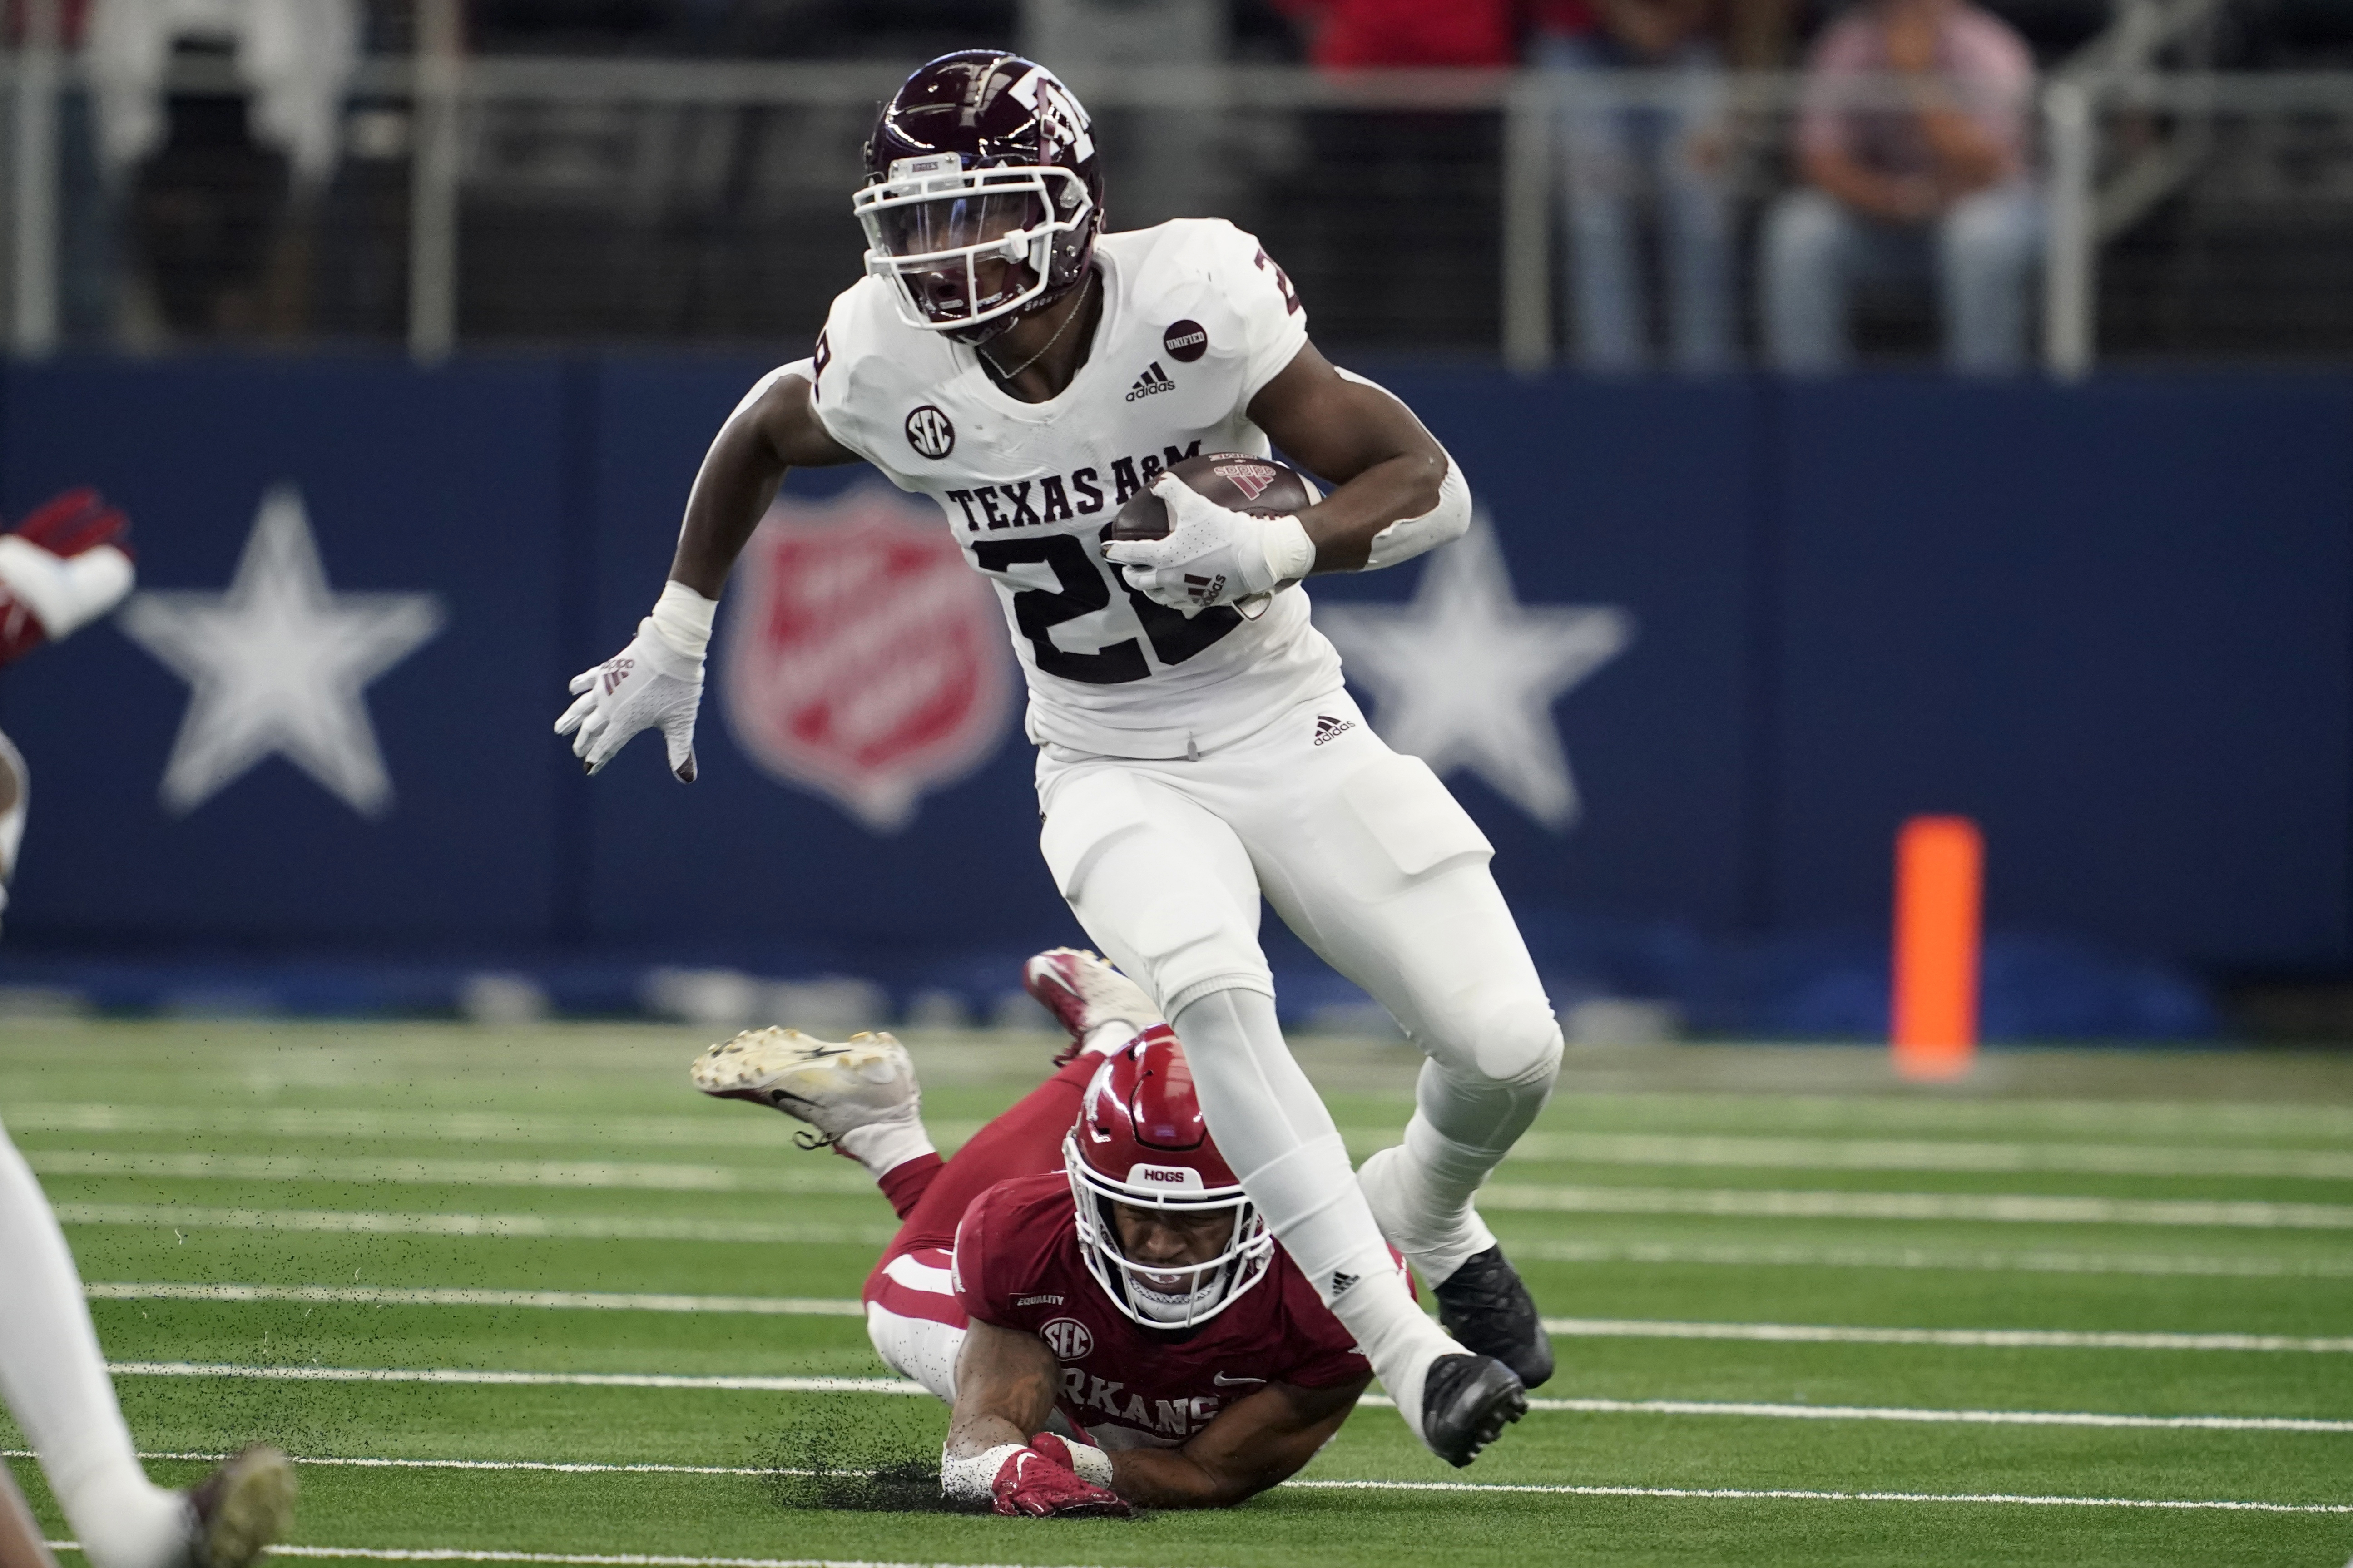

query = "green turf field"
[[2, 1020, 2350, 1568]]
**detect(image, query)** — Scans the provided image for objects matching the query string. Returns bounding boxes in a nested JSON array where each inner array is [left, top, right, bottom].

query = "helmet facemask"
[[855, 155, 1096, 338], [1065, 1130, 1277, 1330]]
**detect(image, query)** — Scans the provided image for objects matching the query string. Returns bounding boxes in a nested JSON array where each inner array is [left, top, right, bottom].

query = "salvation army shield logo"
[[721, 483, 1014, 831]]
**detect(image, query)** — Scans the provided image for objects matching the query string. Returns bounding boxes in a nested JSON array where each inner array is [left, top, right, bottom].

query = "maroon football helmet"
[[855, 51, 1105, 341], [1064, 1026, 1275, 1329]]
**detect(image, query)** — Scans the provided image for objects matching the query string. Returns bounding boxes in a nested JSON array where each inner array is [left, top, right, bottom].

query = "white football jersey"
[[797, 218, 1346, 760]]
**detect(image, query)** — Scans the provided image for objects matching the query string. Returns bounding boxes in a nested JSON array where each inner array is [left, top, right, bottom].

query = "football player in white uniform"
[[558, 50, 1562, 1467], [0, 490, 297, 1568]]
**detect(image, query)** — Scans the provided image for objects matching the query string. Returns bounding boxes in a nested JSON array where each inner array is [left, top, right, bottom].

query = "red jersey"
[[951, 1172, 1372, 1450], [1271, 0, 1519, 68]]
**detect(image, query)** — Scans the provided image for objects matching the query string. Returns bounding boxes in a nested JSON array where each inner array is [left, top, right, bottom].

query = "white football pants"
[[1035, 691, 1563, 1337], [0, 1120, 189, 1568]]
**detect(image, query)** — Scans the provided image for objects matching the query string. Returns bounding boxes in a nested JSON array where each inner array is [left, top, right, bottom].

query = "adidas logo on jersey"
[[1124, 361, 1176, 402], [1312, 714, 1354, 746]]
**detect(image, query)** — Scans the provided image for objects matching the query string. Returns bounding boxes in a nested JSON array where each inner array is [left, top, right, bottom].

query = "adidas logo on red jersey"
[[1124, 361, 1175, 402]]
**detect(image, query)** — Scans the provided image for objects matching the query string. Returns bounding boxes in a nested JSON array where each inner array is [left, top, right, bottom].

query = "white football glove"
[[555, 618, 702, 780], [1102, 473, 1316, 617]]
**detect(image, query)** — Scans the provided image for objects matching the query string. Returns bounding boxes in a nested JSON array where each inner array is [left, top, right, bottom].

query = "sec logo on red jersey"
[[1040, 1317, 1094, 1360], [720, 483, 1014, 831]]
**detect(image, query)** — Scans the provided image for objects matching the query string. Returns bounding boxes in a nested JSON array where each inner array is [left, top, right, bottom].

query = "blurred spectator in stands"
[[1272, 0, 1514, 67], [1268, 0, 1514, 346], [1023, 0, 1229, 224], [1533, 0, 1732, 373], [1759, 0, 2040, 373], [88, 0, 359, 342]]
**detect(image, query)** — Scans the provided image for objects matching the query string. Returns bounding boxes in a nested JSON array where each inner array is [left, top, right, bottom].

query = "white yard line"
[[24, 1151, 872, 1194], [18, 1093, 2353, 1144], [1480, 1184, 2353, 1229], [36, 1141, 2353, 1190], [3, 1105, 802, 1148], [1498, 1398, 2353, 1433], [17, 1098, 2353, 1172], [53, 1204, 895, 1246], [84, 1283, 866, 1315], [1283, 1482, 2353, 1512], [8, 1452, 785, 1478], [1499, 1237, 2353, 1278], [29, 1479, 2353, 1522], [56, 1191, 2353, 1248], [1539, 1318, 2353, 1353], [82, 1282, 2352, 1354], [49, 1548, 1173, 1568], [1497, 1132, 2353, 1182], [99, 1363, 2353, 1432], [106, 1364, 924, 1395], [2, 1104, 991, 1153]]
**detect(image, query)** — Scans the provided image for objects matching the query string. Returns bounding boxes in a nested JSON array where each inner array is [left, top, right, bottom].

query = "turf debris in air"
[[754, 1398, 969, 1513]]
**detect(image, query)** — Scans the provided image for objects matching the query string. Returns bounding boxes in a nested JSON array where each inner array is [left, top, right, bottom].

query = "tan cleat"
[[690, 1027, 919, 1148], [185, 1444, 296, 1568]]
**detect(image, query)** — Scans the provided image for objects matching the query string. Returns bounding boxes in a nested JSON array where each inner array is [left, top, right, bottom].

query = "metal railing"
[[6, 45, 2353, 371]]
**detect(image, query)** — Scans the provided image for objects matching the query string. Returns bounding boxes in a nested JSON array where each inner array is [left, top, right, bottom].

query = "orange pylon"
[[1892, 815, 1982, 1081]]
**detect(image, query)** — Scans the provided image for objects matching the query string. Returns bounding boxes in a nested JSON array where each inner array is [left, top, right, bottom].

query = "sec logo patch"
[[904, 405, 955, 459], [1040, 1316, 1094, 1360]]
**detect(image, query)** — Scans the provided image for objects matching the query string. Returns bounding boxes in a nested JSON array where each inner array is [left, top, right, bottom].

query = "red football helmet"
[[854, 50, 1104, 341], [1064, 1027, 1275, 1330]]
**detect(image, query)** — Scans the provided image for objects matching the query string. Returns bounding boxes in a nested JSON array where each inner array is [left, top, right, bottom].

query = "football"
[[1105, 451, 1318, 540]]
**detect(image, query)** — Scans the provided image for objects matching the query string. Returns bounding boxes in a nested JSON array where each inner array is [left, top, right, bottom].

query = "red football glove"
[[15, 489, 131, 560], [0, 488, 136, 667], [989, 1444, 1131, 1519]]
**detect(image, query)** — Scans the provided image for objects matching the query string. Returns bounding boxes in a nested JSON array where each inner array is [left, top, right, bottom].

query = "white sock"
[[1079, 1020, 1134, 1058], [1170, 990, 1456, 1431], [1359, 1128, 1500, 1286], [1369, 1049, 1555, 1284], [834, 1115, 936, 1178], [0, 1126, 188, 1568]]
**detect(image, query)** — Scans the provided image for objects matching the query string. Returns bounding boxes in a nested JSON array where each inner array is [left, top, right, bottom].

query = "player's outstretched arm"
[[940, 1321, 1130, 1518], [668, 371, 859, 599], [555, 370, 857, 779], [1107, 1374, 1371, 1509], [1245, 343, 1469, 574]]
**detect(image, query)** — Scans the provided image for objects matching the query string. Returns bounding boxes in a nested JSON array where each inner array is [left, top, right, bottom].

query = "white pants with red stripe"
[[863, 1242, 964, 1403]]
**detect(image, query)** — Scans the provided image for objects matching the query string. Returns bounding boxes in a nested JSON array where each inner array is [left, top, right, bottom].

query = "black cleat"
[[185, 1444, 297, 1568], [1434, 1243, 1555, 1389], [1419, 1353, 1527, 1468]]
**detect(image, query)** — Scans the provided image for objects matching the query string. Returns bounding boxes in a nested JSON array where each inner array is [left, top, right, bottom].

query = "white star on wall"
[[118, 485, 446, 818], [1316, 520, 1631, 830]]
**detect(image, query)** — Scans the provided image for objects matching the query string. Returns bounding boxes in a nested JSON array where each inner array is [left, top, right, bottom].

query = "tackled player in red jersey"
[[693, 948, 1398, 1516]]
